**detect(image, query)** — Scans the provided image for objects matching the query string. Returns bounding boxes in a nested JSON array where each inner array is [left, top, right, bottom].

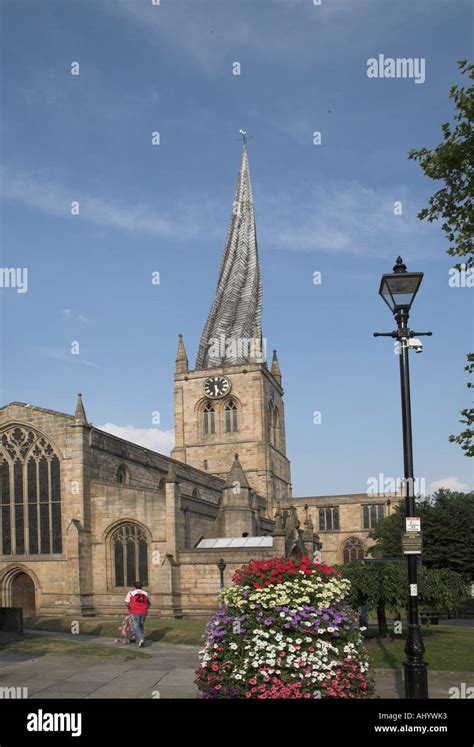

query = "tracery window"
[[203, 402, 215, 435], [0, 426, 62, 555], [343, 537, 365, 563], [112, 523, 148, 587], [224, 400, 238, 432]]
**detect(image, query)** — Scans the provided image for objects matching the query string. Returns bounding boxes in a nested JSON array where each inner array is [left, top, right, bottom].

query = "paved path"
[[0, 630, 470, 699], [0, 631, 198, 699]]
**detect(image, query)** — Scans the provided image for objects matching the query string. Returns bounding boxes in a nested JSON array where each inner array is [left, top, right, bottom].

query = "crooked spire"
[[195, 141, 263, 370]]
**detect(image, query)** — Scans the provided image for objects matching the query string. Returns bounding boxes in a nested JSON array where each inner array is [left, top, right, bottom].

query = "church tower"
[[171, 139, 291, 516]]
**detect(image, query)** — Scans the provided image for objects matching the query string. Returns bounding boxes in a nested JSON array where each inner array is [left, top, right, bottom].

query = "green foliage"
[[408, 60, 474, 270], [368, 490, 474, 582], [409, 61, 474, 457], [417, 567, 467, 609], [367, 507, 405, 559], [341, 560, 407, 613], [341, 560, 466, 615], [449, 353, 474, 457]]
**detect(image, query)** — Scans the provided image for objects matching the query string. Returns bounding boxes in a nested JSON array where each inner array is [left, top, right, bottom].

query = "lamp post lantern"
[[375, 257, 431, 700], [217, 558, 226, 589]]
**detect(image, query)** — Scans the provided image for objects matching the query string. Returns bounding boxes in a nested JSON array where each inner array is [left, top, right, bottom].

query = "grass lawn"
[[23, 617, 474, 672], [25, 615, 207, 646], [364, 625, 474, 671], [0, 631, 150, 659]]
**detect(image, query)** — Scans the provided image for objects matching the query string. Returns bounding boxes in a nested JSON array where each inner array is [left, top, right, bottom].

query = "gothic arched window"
[[343, 537, 365, 563], [0, 426, 62, 556], [112, 523, 148, 588], [203, 402, 215, 435], [224, 400, 238, 432], [116, 465, 128, 484]]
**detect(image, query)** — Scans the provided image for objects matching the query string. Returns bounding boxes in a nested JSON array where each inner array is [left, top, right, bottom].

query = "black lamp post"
[[375, 256, 431, 700], [217, 558, 226, 589]]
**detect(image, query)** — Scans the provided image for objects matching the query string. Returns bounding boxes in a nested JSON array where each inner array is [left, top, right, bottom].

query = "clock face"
[[204, 376, 231, 399]]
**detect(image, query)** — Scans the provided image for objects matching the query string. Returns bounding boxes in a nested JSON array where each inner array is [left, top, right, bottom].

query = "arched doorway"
[[11, 572, 36, 617]]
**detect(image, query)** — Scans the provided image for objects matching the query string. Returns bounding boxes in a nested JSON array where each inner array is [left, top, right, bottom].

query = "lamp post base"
[[404, 660, 429, 699]]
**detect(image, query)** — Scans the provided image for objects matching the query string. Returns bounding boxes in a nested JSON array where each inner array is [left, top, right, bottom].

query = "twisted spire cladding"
[[195, 144, 263, 369]]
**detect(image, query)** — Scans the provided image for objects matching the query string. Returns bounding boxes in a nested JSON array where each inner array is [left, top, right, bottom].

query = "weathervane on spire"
[[238, 128, 252, 145]]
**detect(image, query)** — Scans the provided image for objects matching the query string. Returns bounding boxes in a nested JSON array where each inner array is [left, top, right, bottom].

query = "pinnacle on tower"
[[175, 333, 188, 374], [166, 461, 178, 484], [224, 453, 251, 490], [248, 320, 265, 363], [271, 349, 282, 385], [273, 501, 285, 536], [74, 393, 88, 425], [196, 140, 263, 369]]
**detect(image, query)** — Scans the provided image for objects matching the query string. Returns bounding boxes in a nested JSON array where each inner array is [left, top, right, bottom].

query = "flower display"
[[195, 556, 374, 699]]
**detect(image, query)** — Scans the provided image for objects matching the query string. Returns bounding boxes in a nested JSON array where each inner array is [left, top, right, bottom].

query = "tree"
[[368, 490, 474, 582], [409, 61, 473, 457], [408, 60, 474, 270], [449, 353, 474, 457], [342, 560, 466, 637]]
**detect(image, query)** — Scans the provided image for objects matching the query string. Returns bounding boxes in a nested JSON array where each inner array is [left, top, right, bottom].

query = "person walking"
[[125, 581, 151, 647]]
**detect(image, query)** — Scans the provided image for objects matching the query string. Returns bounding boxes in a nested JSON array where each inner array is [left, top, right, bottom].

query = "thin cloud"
[[37, 348, 99, 369], [99, 422, 175, 455], [100, 0, 377, 73], [428, 476, 471, 494], [2, 168, 439, 259], [258, 181, 440, 257], [1, 170, 214, 241]]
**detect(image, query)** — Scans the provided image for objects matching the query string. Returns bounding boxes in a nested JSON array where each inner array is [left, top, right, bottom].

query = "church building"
[[0, 142, 395, 618]]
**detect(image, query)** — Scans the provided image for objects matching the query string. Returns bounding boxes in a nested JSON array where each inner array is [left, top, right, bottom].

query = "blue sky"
[[1, 0, 472, 496]]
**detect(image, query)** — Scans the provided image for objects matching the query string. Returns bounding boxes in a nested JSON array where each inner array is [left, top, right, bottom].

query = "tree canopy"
[[368, 489, 474, 582], [342, 559, 466, 636], [409, 60, 473, 270], [409, 61, 473, 457]]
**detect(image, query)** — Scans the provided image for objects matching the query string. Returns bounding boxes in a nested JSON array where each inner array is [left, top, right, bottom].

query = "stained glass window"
[[0, 460, 11, 555], [112, 524, 148, 587], [0, 427, 62, 555], [343, 537, 365, 563]]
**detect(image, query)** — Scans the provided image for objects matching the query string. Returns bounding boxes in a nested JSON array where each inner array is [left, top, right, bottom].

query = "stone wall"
[[0, 403, 91, 615], [172, 361, 291, 511], [177, 540, 285, 616], [288, 494, 402, 566]]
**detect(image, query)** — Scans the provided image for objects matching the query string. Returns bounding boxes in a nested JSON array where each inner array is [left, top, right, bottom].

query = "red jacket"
[[125, 589, 151, 615]]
